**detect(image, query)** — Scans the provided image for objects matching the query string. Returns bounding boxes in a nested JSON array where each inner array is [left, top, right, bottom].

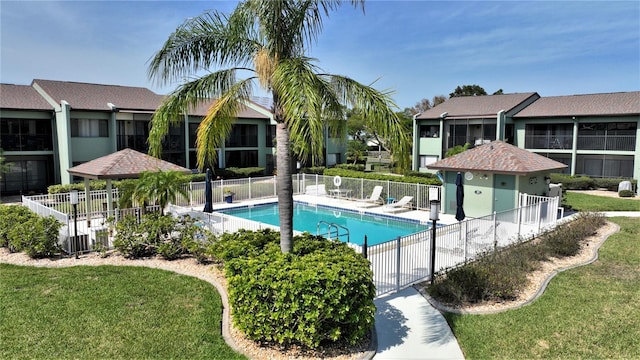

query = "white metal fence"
[[20, 175, 563, 300], [366, 196, 560, 297]]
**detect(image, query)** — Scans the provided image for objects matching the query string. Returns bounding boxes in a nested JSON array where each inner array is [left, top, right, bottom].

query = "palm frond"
[[196, 79, 254, 170], [147, 10, 259, 86], [148, 69, 255, 158], [327, 75, 411, 170]]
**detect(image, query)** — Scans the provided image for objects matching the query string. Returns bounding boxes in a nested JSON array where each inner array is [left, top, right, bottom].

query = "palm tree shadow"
[[374, 293, 410, 352]]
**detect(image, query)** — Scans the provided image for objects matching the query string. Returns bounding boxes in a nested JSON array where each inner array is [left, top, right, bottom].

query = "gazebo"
[[427, 140, 567, 218], [67, 148, 191, 224]]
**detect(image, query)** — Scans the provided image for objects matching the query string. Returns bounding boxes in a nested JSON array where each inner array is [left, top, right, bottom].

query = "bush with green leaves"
[[217, 230, 375, 349], [619, 189, 635, 198], [0, 204, 61, 258], [112, 213, 207, 259], [428, 213, 606, 305], [323, 168, 441, 185]]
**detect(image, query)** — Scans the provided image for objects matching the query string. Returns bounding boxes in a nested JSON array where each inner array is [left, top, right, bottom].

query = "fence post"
[[463, 220, 468, 262], [395, 236, 401, 293], [363, 235, 368, 259], [249, 177, 252, 199], [189, 182, 193, 207], [493, 211, 498, 250]]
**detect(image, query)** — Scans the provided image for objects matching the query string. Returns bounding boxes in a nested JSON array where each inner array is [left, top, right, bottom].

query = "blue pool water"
[[219, 202, 430, 246]]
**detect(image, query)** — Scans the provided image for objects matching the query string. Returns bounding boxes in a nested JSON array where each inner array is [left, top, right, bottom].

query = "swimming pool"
[[219, 202, 430, 246]]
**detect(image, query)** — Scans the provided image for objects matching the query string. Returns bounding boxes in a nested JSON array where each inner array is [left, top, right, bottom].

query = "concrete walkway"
[[374, 287, 464, 360]]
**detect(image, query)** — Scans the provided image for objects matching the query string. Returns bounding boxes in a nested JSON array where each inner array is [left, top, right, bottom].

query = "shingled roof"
[[67, 148, 191, 180], [0, 83, 54, 110], [513, 91, 640, 118], [427, 140, 567, 175], [33, 79, 164, 111], [188, 98, 271, 119], [416, 93, 539, 120]]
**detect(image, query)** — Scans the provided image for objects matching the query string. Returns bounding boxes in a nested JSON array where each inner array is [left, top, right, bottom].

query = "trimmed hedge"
[[215, 230, 375, 349], [0, 204, 62, 258], [323, 168, 441, 185], [550, 174, 637, 191]]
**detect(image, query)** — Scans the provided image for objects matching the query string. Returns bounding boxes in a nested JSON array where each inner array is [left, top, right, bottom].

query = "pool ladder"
[[316, 221, 350, 243]]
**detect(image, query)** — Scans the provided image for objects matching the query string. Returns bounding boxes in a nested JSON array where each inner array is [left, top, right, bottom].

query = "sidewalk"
[[374, 287, 464, 360]]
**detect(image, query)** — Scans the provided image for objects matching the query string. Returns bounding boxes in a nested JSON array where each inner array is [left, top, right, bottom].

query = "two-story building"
[[413, 91, 640, 180], [1, 79, 346, 195]]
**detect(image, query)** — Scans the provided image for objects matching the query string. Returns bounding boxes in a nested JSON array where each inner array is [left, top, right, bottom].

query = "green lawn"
[[565, 192, 640, 212], [0, 265, 247, 360], [444, 217, 640, 359]]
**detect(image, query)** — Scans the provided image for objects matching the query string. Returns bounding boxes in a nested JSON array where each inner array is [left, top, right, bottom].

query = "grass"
[[565, 192, 640, 212], [0, 265, 247, 360], [444, 217, 640, 359]]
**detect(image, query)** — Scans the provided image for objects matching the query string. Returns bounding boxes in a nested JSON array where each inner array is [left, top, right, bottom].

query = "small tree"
[[445, 143, 471, 158], [132, 170, 189, 215]]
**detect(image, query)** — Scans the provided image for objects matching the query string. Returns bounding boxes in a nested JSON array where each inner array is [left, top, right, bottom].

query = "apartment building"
[[413, 91, 640, 180], [0, 79, 346, 195]]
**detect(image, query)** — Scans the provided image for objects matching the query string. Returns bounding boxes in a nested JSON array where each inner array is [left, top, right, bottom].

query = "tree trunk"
[[276, 122, 294, 253]]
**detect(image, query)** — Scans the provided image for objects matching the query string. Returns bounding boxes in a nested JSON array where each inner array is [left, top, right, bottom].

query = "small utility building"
[[427, 140, 568, 218]]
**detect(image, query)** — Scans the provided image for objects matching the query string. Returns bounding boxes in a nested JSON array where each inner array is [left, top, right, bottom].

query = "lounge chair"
[[356, 186, 384, 208], [382, 196, 413, 213], [305, 184, 327, 196]]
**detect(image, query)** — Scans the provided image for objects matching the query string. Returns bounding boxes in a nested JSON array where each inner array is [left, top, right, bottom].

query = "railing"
[[577, 135, 636, 151], [524, 135, 573, 150], [524, 134, 636, 151], [366, 196, 561, 298], [297, 174, 440, 211]]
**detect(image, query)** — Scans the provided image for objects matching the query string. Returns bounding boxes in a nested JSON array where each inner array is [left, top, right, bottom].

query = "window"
[[266, 125, 276, 147], [419, 125, 439, 138], [225, 150, 258, 167], [0, 118, 53, 151], [226, 124, 258, 147], [71, 118, 108, 137], [419, 155, 439, 168], [189, 123, 199, 148]]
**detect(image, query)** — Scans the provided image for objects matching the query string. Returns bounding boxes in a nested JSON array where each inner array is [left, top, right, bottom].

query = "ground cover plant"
[[0, 264, 247, 360], [565, 192, 640, 212], [443, 217, 640, 359]]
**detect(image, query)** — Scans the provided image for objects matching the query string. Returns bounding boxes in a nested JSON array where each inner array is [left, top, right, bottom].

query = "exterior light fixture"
[[70, 190, 79, 259], [429, 200, 440, 285]]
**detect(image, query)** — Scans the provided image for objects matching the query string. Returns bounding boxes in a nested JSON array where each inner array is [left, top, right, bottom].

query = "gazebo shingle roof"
[[427, 140, 568, 175], [67, 148, 191, 180]]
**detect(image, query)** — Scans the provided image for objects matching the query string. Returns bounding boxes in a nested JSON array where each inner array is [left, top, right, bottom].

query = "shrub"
[[0, 205, 34, 248], [20, 216, 62, 258], [550, 174, 594, 190], [112, 213, 207, 260], [323, 168, 441, 185], [428, 213, 605, 305], [0, 205, 61, 258], [220, 231, 375, 349], [300, 166, 326, 175], [619, 190, 635, 198], [335, 163, 365, 171]]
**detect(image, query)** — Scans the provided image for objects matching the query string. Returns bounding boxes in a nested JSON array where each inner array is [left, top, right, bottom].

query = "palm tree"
[[132, 170, 189, 215], [147, 0, 410, 253]]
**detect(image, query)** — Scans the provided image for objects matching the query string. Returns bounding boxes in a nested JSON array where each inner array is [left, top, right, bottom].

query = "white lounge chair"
[[305, 184, 327, 196], [356, 186, 384, 208], [382, 196, 413, 213]]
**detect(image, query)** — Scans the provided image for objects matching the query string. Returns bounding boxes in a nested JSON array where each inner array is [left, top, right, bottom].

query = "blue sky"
[[1, 1, 638, 109]]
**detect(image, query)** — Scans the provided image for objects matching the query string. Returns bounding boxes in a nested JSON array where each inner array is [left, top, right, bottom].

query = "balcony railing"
[[524, 135, 573, 150], [577, 135, 636, 151]]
